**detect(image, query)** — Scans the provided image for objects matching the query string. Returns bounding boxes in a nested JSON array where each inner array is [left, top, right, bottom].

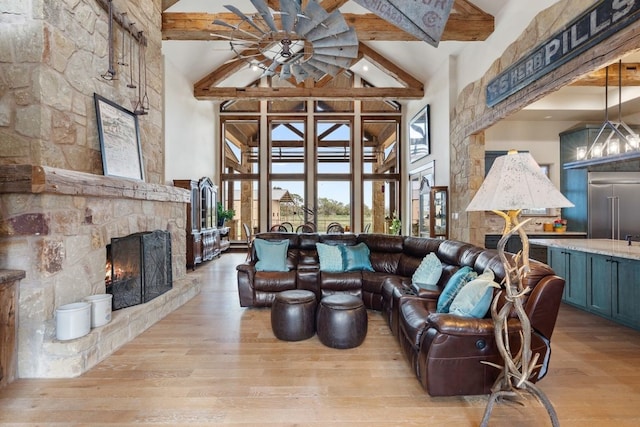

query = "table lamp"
[[466, 150, 573, 426]]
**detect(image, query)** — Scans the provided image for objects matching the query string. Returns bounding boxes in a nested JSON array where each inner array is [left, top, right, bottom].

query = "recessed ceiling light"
[[544, 115, 552, 119], [362, 65, 369, 72]]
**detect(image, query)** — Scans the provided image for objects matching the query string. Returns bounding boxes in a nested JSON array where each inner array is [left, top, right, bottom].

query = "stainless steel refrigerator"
[[588, 172, 640, 240]]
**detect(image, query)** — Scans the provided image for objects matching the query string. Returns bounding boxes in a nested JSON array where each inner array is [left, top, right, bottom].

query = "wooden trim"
[[357, 43, 423, 90], [571, 62, 640, 86], [0, 165, 190, 203], [162, 11, 493, 42], [195, 86, 423, 100]]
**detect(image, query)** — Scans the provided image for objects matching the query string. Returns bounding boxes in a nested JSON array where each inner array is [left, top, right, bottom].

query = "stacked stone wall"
[[0, 0, 164, 183]]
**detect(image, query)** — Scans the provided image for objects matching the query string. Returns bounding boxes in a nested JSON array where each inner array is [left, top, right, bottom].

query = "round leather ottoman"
[[316, 294, 368, 349], [271, 290, 317, 341]]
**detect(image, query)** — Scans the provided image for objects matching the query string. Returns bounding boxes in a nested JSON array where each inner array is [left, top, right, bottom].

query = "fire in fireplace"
[[105, 230, 173, 310]]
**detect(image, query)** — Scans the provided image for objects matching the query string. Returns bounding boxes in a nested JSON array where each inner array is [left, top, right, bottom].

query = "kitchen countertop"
[[487, 231, 587, 236], [529, 238, 640, 260]]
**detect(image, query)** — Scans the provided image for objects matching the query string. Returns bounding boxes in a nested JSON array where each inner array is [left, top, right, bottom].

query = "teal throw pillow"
[[436, 266, 478, 313], [254, 239, 289, 272], [449, 269, 500, 318], [316, 242, 344, 272], [412, 253, 443, 289], [341, 243, 374, 272]]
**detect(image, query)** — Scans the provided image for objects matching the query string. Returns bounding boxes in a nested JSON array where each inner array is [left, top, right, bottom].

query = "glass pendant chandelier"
[[565, 60, 640, 169]]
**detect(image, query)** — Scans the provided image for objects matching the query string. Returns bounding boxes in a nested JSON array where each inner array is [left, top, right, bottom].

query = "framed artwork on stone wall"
[[94, 93, 145, 181], [409, 104, 430, 163]]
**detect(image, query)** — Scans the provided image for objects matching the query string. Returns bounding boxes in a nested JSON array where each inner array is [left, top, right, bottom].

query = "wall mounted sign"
[[94, 93, 145, 181], [352, 0, 454, 47], [486, 0, 640, 107]]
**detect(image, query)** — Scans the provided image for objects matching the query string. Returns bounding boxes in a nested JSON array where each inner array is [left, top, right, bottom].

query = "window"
[[220, 89, 402, 235]]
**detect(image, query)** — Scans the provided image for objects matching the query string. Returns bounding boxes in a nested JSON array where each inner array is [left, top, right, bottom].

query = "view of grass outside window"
[[220, 91, 401, 240]]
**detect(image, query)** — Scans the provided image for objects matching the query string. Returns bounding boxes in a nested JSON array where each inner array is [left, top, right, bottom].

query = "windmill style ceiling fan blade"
[[312, 54, 354, 69], [291, 63, 310, 83], [295, 1, 330, 37], [304, 10, 350, 42], [298, 62, 326, 81], [224, 5, 266, 35], [213, 19, 261, 40], [279, 0, 301, 34], [280, 63, 292, 80], [260, 60, 279, 78], [306, 57, 342, 76], [250, 0, 278, 33], [313, 45, 359, 59], [212, 0, 359, 82], [311, 28, 358, 49]]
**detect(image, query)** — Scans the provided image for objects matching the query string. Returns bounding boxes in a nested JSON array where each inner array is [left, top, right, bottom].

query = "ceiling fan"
[[213, 0, 359, 83]]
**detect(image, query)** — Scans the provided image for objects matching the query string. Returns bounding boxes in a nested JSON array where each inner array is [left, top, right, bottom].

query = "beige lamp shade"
[[466, 152, 574, 212]]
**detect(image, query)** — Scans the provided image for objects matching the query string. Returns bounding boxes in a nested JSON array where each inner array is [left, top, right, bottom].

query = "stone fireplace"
[[0, 165, 201, 378], [0, 0, 198, 380]]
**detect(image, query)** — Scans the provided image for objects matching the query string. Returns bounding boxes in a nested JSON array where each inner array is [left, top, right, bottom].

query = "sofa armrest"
[[426, 312, 521, 336], [411, 283, 440, 300], [236, 262, 256, 273], [237, 263, 256, 307]]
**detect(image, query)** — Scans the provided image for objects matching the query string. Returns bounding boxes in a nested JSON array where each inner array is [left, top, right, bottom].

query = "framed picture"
[[409, 105, 430, 163], [94, 93, 145, 181]]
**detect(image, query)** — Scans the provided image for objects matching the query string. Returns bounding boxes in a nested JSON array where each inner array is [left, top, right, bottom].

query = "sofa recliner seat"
[[236, 232, 565, 396]]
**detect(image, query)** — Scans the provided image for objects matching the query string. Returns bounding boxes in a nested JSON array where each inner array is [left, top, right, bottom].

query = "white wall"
[[404, 0, 569, 188], [484, 120, 580, 188], [163, 58, 217, 183]]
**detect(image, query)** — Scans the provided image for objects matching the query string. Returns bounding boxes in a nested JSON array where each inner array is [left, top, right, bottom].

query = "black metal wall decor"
[[97, 0, 149, 115]]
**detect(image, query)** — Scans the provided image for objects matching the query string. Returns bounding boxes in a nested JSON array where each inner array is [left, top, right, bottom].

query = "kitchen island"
[[530, 238, 640, 331], [485, 231, 586, 262]]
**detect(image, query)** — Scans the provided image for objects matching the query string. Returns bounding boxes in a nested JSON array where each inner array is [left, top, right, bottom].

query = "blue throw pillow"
[[436, 266, 477, 313], [412, 253, 443, 289], [341, 243, 374, 272], [254, 239, 289, 272], [449, 269, 500, 318], [316, 242, 344, 272]]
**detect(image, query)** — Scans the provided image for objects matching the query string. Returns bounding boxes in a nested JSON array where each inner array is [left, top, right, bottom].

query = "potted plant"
[[217, 202, 235, 227]]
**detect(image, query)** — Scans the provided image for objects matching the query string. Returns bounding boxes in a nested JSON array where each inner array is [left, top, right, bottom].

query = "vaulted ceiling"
[[161, 0, 495, 100], [161, 1, 640, 121]]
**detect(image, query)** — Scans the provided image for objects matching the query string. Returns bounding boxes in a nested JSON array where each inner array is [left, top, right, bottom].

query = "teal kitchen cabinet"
[[548, 247, 586, 307], [613, 256, 640, 327], [586, 254, 612, 317], [586, 253, 640, 328]]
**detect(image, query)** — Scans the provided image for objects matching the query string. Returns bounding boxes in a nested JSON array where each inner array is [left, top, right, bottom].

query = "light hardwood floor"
[[1, 252, 640, 426]]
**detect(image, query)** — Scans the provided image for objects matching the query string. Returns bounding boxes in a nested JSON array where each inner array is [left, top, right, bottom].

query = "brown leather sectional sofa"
[[236, 232, 565, 396]]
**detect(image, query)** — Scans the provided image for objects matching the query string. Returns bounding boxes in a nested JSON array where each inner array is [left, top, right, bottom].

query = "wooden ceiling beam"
[[162, 0, 178, 12], [452, 0, 490, 16], [571, 63, 640, 86], [358, 42, 422, 90], [194, 86, 423, 101], [162, 11, 493, 42]]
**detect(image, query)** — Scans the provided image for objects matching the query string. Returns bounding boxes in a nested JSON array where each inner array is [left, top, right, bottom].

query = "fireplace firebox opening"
[[105, 230, 172, 310]]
